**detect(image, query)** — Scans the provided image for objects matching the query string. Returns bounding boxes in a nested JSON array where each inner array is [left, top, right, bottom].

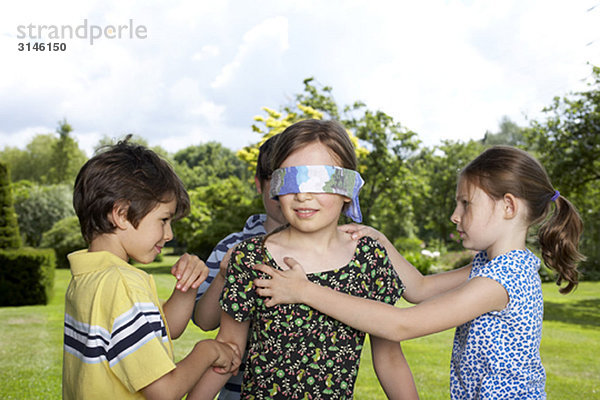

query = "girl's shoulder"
[[355, 236, 386, 252], [231, 235, 267, 259]]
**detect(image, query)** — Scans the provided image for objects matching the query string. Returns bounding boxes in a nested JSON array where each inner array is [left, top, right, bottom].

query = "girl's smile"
[[294, 207, 318, 218]]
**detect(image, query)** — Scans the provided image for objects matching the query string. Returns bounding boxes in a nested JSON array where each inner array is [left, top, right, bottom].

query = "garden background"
[[1, 70, 599, 398]]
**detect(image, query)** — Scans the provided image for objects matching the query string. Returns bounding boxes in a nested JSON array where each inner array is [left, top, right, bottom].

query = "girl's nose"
[[450, 208, 460, 224], [164, 222, 173, 242], [294, 192, 313, 201]]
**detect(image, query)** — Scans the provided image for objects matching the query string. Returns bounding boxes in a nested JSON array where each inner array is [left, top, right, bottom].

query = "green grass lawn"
[[1, 257, 599, 399]]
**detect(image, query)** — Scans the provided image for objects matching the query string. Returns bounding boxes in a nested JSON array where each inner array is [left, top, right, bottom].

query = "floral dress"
[[220, 236, 403, 399]]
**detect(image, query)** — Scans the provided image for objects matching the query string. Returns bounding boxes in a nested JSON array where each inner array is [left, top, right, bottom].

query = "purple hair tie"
[[551, 190, 560, 202]]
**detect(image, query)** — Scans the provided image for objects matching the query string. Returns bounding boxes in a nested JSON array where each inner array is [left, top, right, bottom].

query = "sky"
[[1, 0, 599, 157]]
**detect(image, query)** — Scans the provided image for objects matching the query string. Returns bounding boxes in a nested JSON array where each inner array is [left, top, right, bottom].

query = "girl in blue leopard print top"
[[255, 145, 584, 399]]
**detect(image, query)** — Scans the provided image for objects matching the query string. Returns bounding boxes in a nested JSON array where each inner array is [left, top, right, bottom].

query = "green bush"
[[403, 251, 433, 275], [0, 248, 56, 306], [174, 177, 261, 260], [393, 236, 424, 253], [13, 181, 74, 247], [40, 216, 86, 268]]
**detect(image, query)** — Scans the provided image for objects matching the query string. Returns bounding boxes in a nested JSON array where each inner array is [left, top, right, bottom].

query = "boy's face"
[[121, 199, 176, 264]]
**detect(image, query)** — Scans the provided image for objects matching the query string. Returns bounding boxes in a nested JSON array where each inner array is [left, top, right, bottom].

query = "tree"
[[345, 106, 420, 237], [482, 116, 527, 146], [0, 134, 55, 183], [40, 216, 85, 268], [527, 65, 600, 277], [13, 182, 75, 247], [527, 66, 600, 194], [411, 140, 484, 249], [0, 120, 87, 184], [93, 134, 170, 158], [173, 177, 260, 259], [174, 142, 251, 190], [47, 120, 88, 184], [0, 162, 22, 249]]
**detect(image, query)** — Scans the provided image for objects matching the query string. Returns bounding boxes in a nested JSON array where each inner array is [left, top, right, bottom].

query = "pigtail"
[[537, 195, 585, 294]]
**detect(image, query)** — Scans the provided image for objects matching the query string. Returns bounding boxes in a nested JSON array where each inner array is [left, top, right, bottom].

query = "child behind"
[[189, 119, 418, 399], [255, 145, 584, 399], [63, 139, 240, 400], [191, 135, 287, 399]]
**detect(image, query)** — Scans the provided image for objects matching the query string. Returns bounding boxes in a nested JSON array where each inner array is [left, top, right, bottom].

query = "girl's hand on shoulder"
[[171, 253, 209, 292], [338, 223, 385, 242], [253, 257, 309, 306]]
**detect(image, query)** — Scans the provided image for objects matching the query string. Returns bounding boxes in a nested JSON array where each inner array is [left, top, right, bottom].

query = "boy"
[[192, 136, 286, 399], [63, 139, 240, 400]]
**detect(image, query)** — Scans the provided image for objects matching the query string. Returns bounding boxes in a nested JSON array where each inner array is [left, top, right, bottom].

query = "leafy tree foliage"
[[93, 134, 170, 160], [0, 134, 56, 183], [12, 182, 74, 247], [482, 116, 527, 146], [174, 142, 251, 190], [0, 162, 21, 249], [173, 177, 261, 259], [345, 106, 420, 238], [40, 216, 85, 268], [527, 65, 600, 278], [411, 140, 484, 249], [0, 120, 87, 184]]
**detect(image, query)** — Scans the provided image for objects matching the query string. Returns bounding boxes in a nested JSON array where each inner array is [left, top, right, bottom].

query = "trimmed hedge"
[[0, 248, 56, 306], [0, 162, 22, 249]]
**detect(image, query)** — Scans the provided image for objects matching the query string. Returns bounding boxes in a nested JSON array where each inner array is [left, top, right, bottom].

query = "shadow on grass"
[[543, 299, 600, 328]]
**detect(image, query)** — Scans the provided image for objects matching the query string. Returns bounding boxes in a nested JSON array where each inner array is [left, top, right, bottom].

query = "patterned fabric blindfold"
[[269, 165, 365, 223]]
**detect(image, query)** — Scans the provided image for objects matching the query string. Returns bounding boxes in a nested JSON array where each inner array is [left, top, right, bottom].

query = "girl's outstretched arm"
[[370, 336, 419, 400], [339, 224, 472, 303], [253, 258, 508, 342]]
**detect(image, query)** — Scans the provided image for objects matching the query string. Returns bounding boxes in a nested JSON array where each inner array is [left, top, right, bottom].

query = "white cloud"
[[193, 45, 220, 61], [211, 16, 289, 89], [2, 0, 599, 156]]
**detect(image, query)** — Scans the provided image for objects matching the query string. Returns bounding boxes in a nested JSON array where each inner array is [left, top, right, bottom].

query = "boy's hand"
[[171, 253, 209, 292], [338, 223, 385, 242], [210, 340, 241, 375], [253, 257, 309, 307]]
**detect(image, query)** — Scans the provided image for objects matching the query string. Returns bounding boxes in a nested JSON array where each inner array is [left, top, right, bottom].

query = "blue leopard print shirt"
[[451, 249, 546, 399]]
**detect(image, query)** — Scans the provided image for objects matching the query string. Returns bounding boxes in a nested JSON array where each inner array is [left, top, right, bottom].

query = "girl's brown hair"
[[460, 145, 584, 294], [270, 119, 357, 172], [260, 119, 358, 259]]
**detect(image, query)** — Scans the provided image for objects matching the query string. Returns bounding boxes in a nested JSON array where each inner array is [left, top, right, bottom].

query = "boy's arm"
[[370, 336, 419, 400], [339, 224, 471, 303], [163, 253, 209, 339], [187, 311, 250, 400], [193, 248, 233, 331], [141, 338, 240, 400]]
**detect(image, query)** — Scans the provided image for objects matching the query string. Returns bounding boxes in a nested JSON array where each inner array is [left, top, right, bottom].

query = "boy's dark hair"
[[255, 135, 277, 183], [73, 138, 190, 243]]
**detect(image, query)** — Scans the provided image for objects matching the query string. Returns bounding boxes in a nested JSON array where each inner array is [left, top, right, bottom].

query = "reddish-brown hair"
[[460, 145, 584, 294]]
